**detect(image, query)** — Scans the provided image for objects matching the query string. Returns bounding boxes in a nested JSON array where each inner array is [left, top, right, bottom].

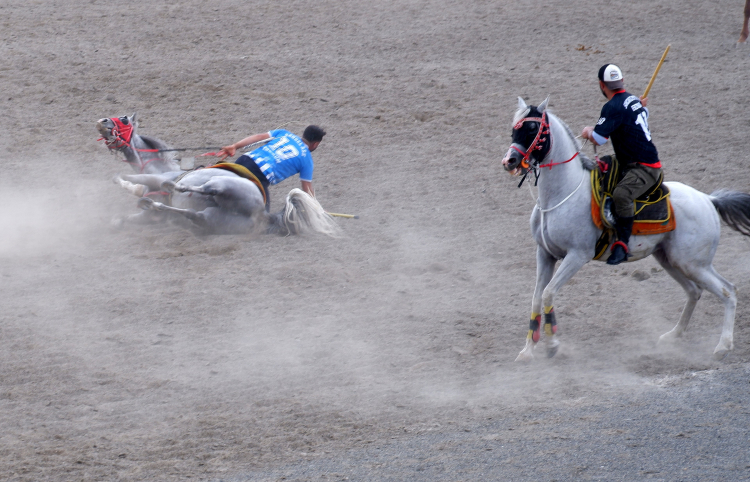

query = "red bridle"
[[511, 111, 579, 170], [97, 117, 165, 173], [510, 112, 550, 169], [99, 117, 135, 150]]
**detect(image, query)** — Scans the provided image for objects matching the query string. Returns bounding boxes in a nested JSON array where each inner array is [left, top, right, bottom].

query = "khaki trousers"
[[612, 164, 662, 218]]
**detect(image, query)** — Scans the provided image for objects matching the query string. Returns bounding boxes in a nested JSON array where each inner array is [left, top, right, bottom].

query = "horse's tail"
[[282, 188, 341, 237], [710, 189, 750, 236]]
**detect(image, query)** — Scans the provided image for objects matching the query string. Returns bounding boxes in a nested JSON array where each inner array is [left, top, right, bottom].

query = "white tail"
[[283, 188, 341, 237]]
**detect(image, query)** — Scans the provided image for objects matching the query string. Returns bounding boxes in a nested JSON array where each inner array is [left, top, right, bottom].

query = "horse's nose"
[[502, 148, 521, 171]]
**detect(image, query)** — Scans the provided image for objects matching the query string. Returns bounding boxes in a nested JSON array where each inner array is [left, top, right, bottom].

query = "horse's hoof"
[[712, 349, 730, 361], [161, 180, 176, 192], [515, 350, 534, 363], [712, 342, 733, 361], [546, 345, 559, 358], [657, 330, 681, 346], [110, 216, 125, 229], [137, 197, 155, 210], [112, 174, 122, 184]]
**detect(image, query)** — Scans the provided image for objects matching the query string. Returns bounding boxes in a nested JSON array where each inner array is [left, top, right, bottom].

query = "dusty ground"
[[1, 0, 750, 480]]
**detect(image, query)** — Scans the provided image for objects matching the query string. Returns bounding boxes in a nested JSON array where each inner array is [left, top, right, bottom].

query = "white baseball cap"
[[599, 64, 622, 81], [598, 64, 624, 88]]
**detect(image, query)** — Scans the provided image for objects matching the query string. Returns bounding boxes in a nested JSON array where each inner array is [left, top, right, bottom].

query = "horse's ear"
[[517, 97, 527, 110], [538, 95, 550, 112], [130, 113, 138, 132]]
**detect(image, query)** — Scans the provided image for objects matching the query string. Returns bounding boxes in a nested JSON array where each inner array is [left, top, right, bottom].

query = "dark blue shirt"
[[594, 91, 661, 167]]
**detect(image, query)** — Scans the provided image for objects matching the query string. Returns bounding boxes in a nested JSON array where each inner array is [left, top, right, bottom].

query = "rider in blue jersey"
[[216, 125, 326, 211]]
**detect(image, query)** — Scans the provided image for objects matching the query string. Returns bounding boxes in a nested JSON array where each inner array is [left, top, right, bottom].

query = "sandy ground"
[[1, 0, 750, 480]]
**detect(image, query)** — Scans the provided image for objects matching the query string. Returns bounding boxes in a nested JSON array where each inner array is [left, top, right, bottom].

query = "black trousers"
[[235, 154, 271, 212]]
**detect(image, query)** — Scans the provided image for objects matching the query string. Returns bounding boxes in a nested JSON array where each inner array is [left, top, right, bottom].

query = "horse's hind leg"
[[138, 199, 254, 234], [653, 249, 703, 343], [688, 266, 736, 359]]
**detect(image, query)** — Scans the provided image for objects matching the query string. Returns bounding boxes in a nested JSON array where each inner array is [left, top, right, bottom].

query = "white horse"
[[121, 168, 340, 237], [501, 97, 750, 361], [97, 114, 181, 197]]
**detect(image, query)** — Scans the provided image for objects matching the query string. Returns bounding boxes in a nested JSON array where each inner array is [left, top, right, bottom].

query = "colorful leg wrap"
[[528, 313, 541, 343], [543, 306, 557, 336]]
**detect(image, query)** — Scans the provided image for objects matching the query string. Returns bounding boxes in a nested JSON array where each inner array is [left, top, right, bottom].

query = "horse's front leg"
[[121, 172, 181, 192], [516, 249, 590, 362], [113, 174, 147, 197], [516, 246, 557, 362]]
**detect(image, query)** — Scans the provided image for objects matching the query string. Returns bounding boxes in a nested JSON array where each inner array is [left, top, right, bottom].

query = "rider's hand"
[[640, 96, 648, 108], [581, 126, 595, 141], [217, 145, 236, 161]]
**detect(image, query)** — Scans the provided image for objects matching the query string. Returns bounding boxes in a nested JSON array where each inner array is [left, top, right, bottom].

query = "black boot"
[[606, 215, 634, 265]]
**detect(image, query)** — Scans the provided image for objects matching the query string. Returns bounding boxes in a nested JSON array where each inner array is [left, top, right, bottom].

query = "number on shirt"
[[635, 112, 652, 141], [268, 138, 300, 162]]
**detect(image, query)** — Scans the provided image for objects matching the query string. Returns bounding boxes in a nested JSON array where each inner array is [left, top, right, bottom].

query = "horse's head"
[[502, 96, 551, 176], [96, 113, 138, 151]]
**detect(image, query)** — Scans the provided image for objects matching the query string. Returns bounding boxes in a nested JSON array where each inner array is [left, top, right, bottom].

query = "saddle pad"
[[207, 162, 266, 205], [590, 156, 675, 236]]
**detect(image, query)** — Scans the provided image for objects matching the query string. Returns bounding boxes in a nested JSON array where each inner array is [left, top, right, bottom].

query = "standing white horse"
[[501, 97, 750, 361]]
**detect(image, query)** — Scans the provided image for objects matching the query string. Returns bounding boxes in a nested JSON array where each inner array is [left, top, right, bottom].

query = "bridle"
[[99, 117, 135, 150], [510, 111, 551, 170], [98, 117, 165, 173], [511, 111, 581, 172], [510, 110, 586, 258]]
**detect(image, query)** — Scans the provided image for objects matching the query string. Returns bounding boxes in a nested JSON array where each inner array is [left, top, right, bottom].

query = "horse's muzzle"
[[502, 147, 524, 175], [96, 119, 113, 138]]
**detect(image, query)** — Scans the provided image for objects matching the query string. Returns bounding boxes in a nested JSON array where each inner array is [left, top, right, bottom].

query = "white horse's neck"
[[535, 113, 586, 208]]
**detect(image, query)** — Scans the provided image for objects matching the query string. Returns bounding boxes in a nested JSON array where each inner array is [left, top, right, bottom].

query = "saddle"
[[207, 162, 266, 205], [591, 155, 676, 259]]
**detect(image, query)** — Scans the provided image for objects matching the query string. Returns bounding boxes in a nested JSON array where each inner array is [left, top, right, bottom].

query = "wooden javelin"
[[642, 44, 671, 98], [327, 212, 359, 219]]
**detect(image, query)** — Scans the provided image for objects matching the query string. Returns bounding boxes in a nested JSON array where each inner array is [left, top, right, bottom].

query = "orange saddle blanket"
[[591, 155, 676, 259]]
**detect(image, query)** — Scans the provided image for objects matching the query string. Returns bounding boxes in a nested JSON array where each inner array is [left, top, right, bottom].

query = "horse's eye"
[[528, 123, 537, 130]]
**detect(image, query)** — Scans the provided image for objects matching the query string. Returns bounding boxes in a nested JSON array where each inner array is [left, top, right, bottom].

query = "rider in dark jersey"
[[581, 64, 663, 265]]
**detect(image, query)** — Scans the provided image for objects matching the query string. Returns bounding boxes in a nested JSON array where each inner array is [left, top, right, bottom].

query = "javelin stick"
[[326, 212, 359, 219], [642, 44, 671, 98]]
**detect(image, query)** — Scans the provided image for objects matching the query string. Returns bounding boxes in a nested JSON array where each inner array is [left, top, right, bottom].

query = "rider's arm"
[[233, 132, 271, 150], [591, 131, 608, 146], [301, 180, 314, 197], [581, 126, 608, 146], [217, 132, 271, 160]]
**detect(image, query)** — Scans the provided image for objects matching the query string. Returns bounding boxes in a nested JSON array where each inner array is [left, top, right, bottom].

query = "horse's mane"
[[547, 111, 597, 171], [138, 134, 176, 162]]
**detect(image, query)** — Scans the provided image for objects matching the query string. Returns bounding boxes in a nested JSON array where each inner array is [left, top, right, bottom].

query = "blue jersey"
[[249, 129, 313, 185]]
